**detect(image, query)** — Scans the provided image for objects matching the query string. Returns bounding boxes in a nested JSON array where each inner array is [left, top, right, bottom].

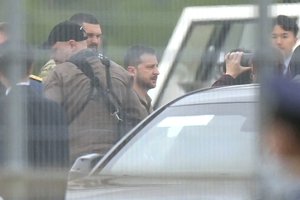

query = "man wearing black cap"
[[40, 13, 103, 79], [39, 21, 88, 78], [43, 21, 146, 164], [42, 21, 88, 64]]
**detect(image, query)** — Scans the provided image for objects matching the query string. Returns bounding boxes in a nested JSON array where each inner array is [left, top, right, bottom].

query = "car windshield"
[[100, 102, 258, 177]]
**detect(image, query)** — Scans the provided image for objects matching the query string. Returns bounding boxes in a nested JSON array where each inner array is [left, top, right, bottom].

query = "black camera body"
[[240, 53, 254, 67]]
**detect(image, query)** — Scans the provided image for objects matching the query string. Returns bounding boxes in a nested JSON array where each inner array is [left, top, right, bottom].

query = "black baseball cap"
[[42, 20, 87, 48]]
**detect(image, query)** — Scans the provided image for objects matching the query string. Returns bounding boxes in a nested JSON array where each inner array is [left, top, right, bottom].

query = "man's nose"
[[275, 37, 282, 46], [153, 66, 160, 75], [91, 36, 100, 45]]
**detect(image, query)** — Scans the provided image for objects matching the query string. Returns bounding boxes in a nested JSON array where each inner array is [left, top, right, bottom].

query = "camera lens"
[[240, 53, 253, 67]]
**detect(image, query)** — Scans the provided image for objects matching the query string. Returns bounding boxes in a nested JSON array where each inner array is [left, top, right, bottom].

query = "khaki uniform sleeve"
[[43, 68, 63, 104], [39, 59, 57, 80]]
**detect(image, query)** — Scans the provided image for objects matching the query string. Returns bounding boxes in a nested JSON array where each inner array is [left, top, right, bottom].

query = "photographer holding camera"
[[212, 50, 253, 87], [212, 47, 284, 87]]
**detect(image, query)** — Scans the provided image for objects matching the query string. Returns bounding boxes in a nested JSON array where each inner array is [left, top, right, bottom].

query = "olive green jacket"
[[43, 49, 147, 163]]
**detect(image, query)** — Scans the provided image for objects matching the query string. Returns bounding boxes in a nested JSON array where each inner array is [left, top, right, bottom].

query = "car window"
[[100, 102, 258, 177], [156, 20, 257, 107], [157, 23, 215, 104]]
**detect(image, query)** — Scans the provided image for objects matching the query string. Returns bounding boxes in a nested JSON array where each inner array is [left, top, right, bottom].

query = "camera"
[[240, 53, 254, 67]]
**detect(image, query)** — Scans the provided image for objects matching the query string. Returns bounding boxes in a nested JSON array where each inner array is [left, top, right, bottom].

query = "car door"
[[149, 3, 300, 108]]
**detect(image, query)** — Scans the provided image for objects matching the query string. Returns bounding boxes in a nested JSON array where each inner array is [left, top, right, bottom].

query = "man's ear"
[[127, 66, 136, 76], [68, 40, 77, 49]]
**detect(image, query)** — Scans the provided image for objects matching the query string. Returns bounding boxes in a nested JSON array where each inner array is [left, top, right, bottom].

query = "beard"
[[88, 45, 99, 53], [136, 76, 156, 91]]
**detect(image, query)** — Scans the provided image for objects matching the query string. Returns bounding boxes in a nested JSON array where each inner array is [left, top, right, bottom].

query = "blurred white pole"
[[257, 0, 274, 199], [257, 0, 273, 143], [257, 0, 273, 75], [0, 0, 28, 200]]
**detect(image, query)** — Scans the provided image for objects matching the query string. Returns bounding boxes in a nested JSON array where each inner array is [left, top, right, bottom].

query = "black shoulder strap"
[[67, 51, 123, 124], [98, 53, 122, 120], [65, 52, 95, 123]]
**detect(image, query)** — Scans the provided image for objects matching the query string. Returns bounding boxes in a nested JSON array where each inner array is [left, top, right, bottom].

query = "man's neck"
[[133, 84, 148, 100]]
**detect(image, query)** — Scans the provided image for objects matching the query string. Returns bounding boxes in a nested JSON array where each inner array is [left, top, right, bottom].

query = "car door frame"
[[149, 3, 300, 108]]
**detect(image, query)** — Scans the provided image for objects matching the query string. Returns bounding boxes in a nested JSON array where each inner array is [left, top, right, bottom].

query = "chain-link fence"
[[0, 0, 299, 200]]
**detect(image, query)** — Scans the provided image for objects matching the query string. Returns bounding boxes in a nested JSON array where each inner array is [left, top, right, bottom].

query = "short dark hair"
[[274, 15, 299, 36], [69, 13, 99, 25], [124, 44, 156, 68], [0, 41, 33, 79]]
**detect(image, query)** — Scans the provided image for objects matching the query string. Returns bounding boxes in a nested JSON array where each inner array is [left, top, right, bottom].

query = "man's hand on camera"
[[225, 52, 252, 78]]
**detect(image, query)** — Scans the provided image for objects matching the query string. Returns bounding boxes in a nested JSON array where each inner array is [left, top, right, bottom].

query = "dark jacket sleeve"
[[288, 45, 300, 79], [28, 99, 70, 200], [28, 98, 69, 169], [0, 87, 69, 200], [211, 74, 236, 87]]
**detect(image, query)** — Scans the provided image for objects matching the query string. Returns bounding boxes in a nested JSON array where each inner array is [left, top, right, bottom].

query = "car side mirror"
[[68, 153, 103, 180]]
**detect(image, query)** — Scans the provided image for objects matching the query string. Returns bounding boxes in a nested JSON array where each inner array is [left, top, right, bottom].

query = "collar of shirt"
[[284, 55, 292, 75], [134, 90, 153, 113]]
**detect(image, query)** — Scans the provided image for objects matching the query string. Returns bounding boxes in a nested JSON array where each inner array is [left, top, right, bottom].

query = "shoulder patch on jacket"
[[29, 74, 43, 82]]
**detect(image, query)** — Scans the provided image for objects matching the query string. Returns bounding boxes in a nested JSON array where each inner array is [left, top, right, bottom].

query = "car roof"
[[171, 84, 259, 106]]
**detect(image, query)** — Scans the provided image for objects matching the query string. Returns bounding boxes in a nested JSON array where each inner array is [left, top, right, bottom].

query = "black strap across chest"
[[66, 50, 122, 124]]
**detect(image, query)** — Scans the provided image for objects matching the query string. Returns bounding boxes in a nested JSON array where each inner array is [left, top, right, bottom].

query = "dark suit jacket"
[[0, 79, 43, 97], [0, 85, 69, 199], [288, 45, 300, 79], [29, 78, 43, 94]]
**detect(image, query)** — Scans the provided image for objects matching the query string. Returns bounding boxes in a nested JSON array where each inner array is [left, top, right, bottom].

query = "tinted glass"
[[100, 102, 258, 177], [157, 20, 257, 107]]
